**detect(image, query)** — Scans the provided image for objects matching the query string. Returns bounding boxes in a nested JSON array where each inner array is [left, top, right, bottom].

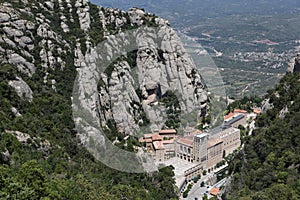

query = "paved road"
[[186, 175, 210, 200], [185, 164, 228, 200]]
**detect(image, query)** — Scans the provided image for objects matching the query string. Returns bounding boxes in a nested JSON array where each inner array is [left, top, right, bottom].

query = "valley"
[[92, 0, 300, 98]]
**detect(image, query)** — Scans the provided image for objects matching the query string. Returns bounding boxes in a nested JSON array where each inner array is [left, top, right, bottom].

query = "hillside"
[[0, 0, 211, 199], [225, 70, 300, 199]]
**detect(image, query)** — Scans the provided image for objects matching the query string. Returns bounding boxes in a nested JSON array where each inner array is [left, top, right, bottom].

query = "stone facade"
[[193, 133, 208, 163], [206, 138, 223, 169], [216, 127, 241, 156], [139, 130, 177, 162], [175, 136, 193, 162], [140, 125, 241, 169]]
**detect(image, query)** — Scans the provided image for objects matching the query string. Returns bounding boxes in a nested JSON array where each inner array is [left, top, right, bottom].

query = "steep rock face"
[[95, 25, 207, 135], [0, 0, 187, 196], [68, 5, 208, 136], [0, 0, 208, 138], [288, 54, 300, 73]]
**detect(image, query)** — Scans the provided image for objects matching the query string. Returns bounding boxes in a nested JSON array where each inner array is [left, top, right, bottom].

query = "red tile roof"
[[253, 108, 261, 114], [234, 109, 248, 114], [177, 137, 193, 147], [159, 129, 177, 134], [224, 112, 234, 120], [151, 134, 162, 141], [210, 188, 220, 196], [153, 141, 165, 150]]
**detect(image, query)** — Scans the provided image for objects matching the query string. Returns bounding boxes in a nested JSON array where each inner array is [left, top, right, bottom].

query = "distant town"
[[139, 108, 261, 199]]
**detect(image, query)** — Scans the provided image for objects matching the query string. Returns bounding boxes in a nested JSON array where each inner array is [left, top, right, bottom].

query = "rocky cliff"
[[1, 0, 205, 197], [0, 0, 208, 139], [288, 54, 300, 73]]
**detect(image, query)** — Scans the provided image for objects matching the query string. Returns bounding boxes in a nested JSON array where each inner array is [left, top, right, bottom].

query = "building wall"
[[193, 134, 208, 164], [207, 142, 223, 169], [184, 163, 204, 180], [231, 116, 248, 128], [219, 128, 241, 156], [159, 133, 177, 139], [175, 142, 193, 162], [155, 149, 165, 162], [164, 143, 175, 160]]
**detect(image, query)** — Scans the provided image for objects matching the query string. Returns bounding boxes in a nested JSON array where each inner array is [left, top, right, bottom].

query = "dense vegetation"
[[0, 1, 178, 199], [226, 72, 300, 200], [226, 95, 262, 113], [0, 63, 177, 200], [160, 90, 181, 129]]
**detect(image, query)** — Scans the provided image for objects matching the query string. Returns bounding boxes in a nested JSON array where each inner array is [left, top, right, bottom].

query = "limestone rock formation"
[[8, 77, 33, 102], [0, 0, 208, 139], [287, 54, 300, 73]]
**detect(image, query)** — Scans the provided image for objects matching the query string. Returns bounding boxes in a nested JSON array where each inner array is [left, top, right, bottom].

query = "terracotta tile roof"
[[234, 109, 248, 114], [139, 138, 153, 143], [207, 137, 223, 148], [177, 137, 193, 147], [210, 188, 220, 196], [153, 141, 165, 150], [224, 112, 234, 120], [151, 134, 162, 141], [159, 129, 177, 134], [253, 108, 261, 114]]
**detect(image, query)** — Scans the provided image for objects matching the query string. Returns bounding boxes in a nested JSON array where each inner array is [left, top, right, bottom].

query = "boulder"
[[3, 26, 24, 37], [8, 76, 33, 102], [11, 107, 22, 117], [0, 12, 10, 23], [287, 54, 300, 73]]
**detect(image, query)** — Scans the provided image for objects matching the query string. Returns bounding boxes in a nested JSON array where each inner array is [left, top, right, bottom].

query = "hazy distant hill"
[[92, 0, 300, 98]]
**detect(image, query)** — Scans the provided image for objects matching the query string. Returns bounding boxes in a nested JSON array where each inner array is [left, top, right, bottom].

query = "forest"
[[226, 72, 300, 200]]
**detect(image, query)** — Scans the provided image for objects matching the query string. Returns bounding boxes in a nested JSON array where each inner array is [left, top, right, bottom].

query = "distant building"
[[225, 114, 247, 128], [140, 124, 241, 171], [139, 129, 177, 162], [162, 139, 175, 160], [153, 141, 165, 162], [159, 129, 177, 139], [233, 109, 248, 114], [210, 188, 220, 196], [224, 112, 234, 121], [253, 108, 261, 114], [224, 109, 249, 128]]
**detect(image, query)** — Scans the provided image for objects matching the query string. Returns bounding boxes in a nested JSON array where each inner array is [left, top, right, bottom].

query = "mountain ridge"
[[0, 0, 188, 199]]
